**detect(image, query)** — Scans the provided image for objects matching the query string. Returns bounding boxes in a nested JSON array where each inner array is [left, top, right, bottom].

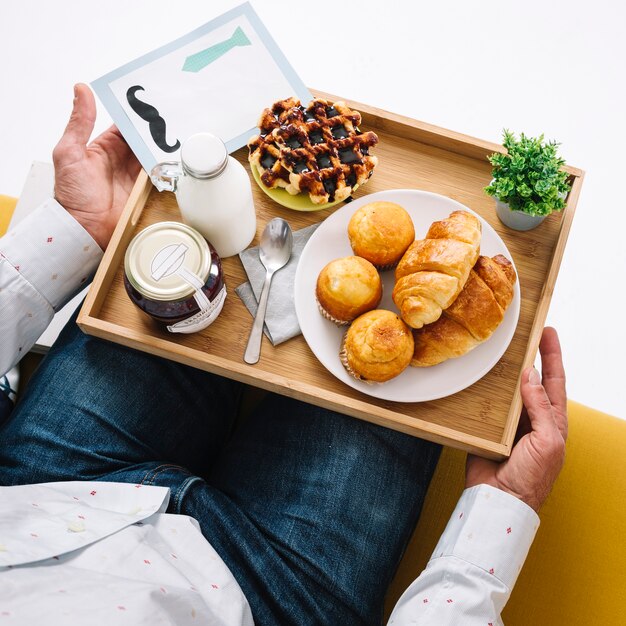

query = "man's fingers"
[[514, 407, 532, 445], [520, 366, 560, 437], [539, 327, 568, 440], [92, 125, 141, 180], [92, 124, 122, 145], [539, 327, 567, 411], [54, 84, 96, 161], [66, 83, 96, 145]]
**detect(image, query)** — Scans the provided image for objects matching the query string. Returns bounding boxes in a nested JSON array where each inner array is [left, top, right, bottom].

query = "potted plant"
[[485, 130, 571, 231]]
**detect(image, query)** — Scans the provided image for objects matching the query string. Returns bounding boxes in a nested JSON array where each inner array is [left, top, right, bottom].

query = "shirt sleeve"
[[0, 198, 103, 375], [388, 484, 540, 626]]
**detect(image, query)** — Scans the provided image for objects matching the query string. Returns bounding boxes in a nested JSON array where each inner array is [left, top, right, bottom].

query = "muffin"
[[347, 201, 415, 269], [316, 256, 382, 325], [340, 309, 414, 383]]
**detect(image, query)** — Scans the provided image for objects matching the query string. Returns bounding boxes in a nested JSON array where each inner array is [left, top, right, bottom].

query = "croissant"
[[411, 254, 517, 367], [393, 210, 481, 328]]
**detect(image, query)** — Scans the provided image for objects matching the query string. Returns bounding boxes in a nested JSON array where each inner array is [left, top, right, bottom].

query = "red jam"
[[123, 221, 226, 332]]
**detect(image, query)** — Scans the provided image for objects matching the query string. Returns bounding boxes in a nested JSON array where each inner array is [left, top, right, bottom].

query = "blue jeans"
[[0, 318, 441, 625], [0, 390, 11, 425]]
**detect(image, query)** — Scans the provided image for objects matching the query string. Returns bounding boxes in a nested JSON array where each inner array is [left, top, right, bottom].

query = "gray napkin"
[[236, 223, 320, 345]]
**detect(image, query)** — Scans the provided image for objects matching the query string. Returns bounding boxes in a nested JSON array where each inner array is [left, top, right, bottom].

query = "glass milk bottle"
[[150, 133, 257, 258]]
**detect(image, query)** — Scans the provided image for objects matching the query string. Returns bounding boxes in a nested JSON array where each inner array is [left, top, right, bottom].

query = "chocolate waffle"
[[248, 97, 379, 205]]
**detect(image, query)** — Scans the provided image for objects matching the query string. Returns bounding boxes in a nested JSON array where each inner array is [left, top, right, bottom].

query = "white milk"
[[151, 133, 257, 258]]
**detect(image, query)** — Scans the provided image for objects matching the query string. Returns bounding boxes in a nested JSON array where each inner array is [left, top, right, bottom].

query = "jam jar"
[[124, 221, 226, 333]]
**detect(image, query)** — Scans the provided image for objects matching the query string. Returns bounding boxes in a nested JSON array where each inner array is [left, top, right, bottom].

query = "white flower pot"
[[494, 198, 547, 231]]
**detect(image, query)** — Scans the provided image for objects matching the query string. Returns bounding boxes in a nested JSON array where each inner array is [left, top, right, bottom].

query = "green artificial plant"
[[484, 130, 571, 216]]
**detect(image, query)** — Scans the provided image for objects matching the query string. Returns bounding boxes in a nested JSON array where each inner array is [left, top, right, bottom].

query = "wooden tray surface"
[[78, 90, 584, 460]]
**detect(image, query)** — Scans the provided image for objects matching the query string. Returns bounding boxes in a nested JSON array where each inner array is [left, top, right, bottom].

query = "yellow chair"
[[385, 401, 626, 624], [0, 195, 17, 236], [3, 196, 625, 623]]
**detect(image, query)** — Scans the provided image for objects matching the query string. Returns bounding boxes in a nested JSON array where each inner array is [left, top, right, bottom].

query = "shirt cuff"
[[430, 484, 540, 591], [0, 198, 103, 311]]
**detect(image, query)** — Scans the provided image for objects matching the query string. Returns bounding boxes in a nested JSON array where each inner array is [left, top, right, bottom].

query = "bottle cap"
[[180, 133, 228, 179]]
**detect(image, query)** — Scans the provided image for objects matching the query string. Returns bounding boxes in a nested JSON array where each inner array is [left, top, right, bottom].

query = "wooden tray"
[[78, 90, 584, 460]]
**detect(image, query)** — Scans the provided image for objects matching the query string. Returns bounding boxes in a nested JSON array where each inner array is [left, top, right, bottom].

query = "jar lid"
[[124, 221, 213, 301], [180, 133, 228, 179]]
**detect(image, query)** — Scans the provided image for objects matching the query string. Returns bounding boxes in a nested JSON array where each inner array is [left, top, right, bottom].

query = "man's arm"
[[388, 328, 567, 625], [0, 84, 139, 376], [0, 201, 102, 375]]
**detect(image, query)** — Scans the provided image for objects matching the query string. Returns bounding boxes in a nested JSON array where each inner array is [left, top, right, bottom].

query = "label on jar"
[[167, 284, 227, 334]]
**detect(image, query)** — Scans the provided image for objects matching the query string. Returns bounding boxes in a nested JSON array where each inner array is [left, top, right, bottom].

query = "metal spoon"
[[244, 218, 293, 364]]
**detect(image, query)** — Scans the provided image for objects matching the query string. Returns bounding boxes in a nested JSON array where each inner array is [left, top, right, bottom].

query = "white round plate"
[[294, 189, 521, 402]]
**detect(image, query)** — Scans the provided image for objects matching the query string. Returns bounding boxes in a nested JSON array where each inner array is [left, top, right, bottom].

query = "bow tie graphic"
[[183, 26, 251, 73]]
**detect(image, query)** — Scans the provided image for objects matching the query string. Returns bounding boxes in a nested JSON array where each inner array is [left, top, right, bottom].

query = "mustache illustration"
[[126, 85, 181, 154]]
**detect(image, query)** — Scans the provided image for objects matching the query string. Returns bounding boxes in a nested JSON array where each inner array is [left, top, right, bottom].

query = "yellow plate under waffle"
[[250, 163, 351, 212]]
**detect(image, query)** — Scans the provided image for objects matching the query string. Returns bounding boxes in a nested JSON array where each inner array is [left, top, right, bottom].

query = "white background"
[[1, 0, 624, 419]]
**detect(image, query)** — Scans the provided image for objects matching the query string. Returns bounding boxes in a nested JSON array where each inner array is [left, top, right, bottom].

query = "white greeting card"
[[92, 2, 311, 172]]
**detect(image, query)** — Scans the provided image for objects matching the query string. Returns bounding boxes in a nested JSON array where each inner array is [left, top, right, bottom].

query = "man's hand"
[[465, 327, 567, 512], [52, 83, 141, 250]]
